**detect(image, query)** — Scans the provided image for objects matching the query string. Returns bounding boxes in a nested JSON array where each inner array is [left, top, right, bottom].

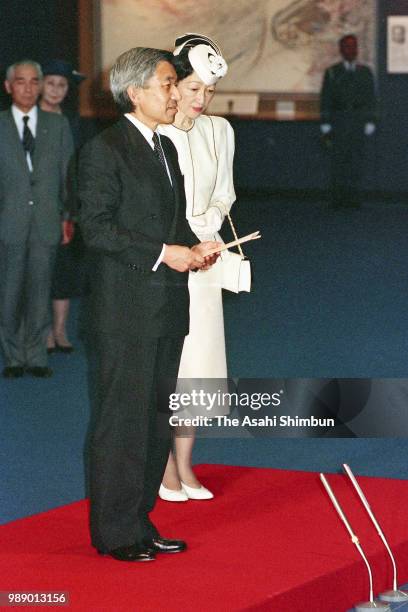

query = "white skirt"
[[178, 259, 227, 378], [176, 259, 229, 418]]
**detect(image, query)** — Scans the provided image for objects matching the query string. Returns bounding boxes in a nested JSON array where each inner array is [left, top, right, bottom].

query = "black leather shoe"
[[25, 367, 53, 378], [2, 366, 25, 378], [97, 544, 155, 562], [143, 536, 187, 554]]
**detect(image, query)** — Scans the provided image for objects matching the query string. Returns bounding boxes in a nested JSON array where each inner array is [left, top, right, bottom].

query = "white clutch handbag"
[[220, 213, 251, 293]]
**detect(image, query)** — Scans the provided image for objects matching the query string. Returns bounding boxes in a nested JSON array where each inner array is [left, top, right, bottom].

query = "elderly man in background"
[[79, 47, 220, 562], [0, 60, 74, 378]]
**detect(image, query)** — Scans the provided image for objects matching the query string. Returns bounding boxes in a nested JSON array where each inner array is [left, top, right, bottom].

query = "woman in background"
[[40, 60, 86, 353], [159, 34, 235, 501]]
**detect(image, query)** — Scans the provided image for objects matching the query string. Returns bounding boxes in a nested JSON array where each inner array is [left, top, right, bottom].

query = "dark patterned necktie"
[[152, 132, 167, 172], [22, 115, 35, 157]]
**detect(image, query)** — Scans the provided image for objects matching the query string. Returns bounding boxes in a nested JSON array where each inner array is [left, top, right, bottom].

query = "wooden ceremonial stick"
[[204, 231, 261, 255]]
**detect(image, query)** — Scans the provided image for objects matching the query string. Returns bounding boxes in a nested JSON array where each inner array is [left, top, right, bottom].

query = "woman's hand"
[[191, 241, 222, 270]]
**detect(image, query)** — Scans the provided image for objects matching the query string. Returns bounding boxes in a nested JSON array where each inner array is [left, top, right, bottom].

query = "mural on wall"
[[98, 0, 376, 93]]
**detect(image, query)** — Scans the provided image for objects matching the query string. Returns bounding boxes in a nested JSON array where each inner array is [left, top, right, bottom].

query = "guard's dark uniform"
[[320, 62, 377, 207]]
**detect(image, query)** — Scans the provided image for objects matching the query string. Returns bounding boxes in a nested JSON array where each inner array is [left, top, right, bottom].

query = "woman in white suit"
[[159, 34, 235, 501]]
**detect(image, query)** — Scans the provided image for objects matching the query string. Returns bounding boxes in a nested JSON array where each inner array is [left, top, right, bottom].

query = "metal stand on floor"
[[320, 473, 390, 612], [342, 464, 408, 605]]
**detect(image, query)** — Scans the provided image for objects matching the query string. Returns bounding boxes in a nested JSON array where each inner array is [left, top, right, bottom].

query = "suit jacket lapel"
[[33, 109, 50, 174], [5, 109, 30, 173], [161, 138, 181, 218], [119, 118, 174, 192], [115, 118, 187, 244]]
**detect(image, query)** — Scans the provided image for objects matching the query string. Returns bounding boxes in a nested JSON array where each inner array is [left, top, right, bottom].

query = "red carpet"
[[1, 465, 408, 611]]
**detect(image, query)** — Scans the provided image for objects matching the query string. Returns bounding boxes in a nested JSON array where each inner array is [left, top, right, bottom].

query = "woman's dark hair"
[[172, 48, 194, 82]]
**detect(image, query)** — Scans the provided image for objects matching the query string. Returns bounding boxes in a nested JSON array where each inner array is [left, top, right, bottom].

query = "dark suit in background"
[[320, 58, 377, 208], [0, 107, 73, 369]]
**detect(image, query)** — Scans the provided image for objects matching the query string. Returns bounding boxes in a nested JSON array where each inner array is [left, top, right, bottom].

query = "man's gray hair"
[[110, 47, 173, 113], [6, 60, 43, 82]]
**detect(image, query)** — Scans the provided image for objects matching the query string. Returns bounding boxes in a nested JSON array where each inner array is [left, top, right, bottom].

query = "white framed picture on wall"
[[387, 15, 408, 73]]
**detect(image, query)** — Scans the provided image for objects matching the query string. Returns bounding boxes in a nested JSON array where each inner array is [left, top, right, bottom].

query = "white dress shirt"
[[124, 113, 170, 271], [11, 104, 37, 171], [343, 61, 356, 72]]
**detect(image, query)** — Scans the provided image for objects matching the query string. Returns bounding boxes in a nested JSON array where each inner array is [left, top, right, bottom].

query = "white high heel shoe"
[[159, 483, 188, 502], [181, 481, 214, 500]]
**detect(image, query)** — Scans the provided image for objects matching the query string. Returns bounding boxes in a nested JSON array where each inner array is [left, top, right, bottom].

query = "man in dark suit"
[[320, 35, 377, 208], [79, 47, 220, 562], [0, 60, 74, 378]]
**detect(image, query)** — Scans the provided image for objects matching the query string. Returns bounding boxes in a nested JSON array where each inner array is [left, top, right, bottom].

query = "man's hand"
[[364, 122, 376, 136], [163, 245, 203, 272], [320, 123, 332, 135], [162, 241, 222, 272], [320, 123, 333, 149], [61, 220, 75, 245]]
